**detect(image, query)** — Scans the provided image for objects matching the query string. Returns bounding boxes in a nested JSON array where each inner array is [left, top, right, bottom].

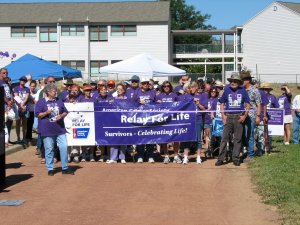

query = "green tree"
[[167, 0, 215, 44]]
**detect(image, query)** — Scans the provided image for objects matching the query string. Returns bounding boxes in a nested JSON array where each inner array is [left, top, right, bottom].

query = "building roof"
[[277, 1, 300, 14], [172, 29, 236, 36], [0, 1, 170, 24]]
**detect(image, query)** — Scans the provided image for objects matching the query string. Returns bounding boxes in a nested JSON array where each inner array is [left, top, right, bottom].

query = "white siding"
[[0, 23, 169, 81], [241, 3, 300, 83]]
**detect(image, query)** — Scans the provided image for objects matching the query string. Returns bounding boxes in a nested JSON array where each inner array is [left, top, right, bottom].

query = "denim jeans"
[[110, 145, 126, 160], [243, 116, 256, 157], [43, 134, 68, 171], [293, 113, 300, 144], [137, 144, 154, 159], [196, 121, 203, 150]]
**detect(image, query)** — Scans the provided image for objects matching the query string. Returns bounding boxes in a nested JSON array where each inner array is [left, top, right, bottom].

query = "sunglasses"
[[231, 80, 239, 84], [163, 85, 171, 88], [142, 82, 149, 85], [1, 72, 7, 74], [131, 80, 139, 83]]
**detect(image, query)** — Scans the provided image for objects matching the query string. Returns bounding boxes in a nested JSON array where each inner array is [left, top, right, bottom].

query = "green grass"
[[249, 139, 300, 225]]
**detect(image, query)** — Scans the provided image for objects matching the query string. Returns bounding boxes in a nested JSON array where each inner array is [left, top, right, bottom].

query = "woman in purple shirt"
[[156, 81, 182, 164], [13, 76, 30, 143], [278, 84, 292, 145], [35, 83, 73, 176], [106, 83, 128, 164]]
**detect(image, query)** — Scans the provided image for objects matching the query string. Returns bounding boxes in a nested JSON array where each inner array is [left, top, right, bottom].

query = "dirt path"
[[1, 147, 279, 225]]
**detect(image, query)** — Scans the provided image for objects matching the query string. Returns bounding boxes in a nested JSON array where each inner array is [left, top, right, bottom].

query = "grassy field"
[[249, 139, 300, 225]]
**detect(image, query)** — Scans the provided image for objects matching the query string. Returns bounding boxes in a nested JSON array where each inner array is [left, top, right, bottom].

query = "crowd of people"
[[1, 67, 300, 175]]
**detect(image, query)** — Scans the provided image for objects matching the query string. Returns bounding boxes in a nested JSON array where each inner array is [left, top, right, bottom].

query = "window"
[[111, 25, 136, 36], [111, 60, 121, 64], [11, 26, 36, 37], [90, 25, 108, 41], [61, 25, 84, 36], [62, 61, 85, 71], [90, 60, 108, 75], [40, 26, 57, 42]]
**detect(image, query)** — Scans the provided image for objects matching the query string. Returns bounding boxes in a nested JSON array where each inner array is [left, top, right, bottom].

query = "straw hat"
[[227, 72, 242, 84], [215, 80, 225, 87], [260, 83, 273, 90]]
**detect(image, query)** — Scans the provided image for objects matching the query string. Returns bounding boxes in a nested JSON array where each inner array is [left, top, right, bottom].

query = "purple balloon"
[[0, 51, 3, 56], [12, 53, 16, 58], [4, 51, 9, 57]]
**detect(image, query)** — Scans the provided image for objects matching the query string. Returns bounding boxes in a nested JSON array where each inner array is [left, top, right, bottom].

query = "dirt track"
[[1, 147, 279, 225]]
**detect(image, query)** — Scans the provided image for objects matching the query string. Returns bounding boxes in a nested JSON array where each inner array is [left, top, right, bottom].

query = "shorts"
[[284, 115, 293, 124]]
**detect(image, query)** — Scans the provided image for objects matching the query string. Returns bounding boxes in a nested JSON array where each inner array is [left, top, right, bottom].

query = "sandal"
[[41, 159, 46, 164]]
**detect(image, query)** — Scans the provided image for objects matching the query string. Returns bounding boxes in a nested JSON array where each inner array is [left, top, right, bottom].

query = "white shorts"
[[284, 115, 293, 124]]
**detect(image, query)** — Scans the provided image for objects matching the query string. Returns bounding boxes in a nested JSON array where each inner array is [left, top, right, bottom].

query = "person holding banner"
[[106, 83, 129, 164], [125, 75, 140, 101], [156, 81, 181, 164], [65, 84, 82, 103], [292, 88, 300, 144], [278, 84, 292, 145], [186, 81, 208, 165], [135, 77, 157, 163], [215, 73, 250, 167], [174, 75, 191, 95], [94, 84, 114, 103], [35, 83, 73, 176]]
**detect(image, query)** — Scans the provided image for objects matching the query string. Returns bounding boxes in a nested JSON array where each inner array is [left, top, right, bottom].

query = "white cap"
[[140, 77, 150, 83]]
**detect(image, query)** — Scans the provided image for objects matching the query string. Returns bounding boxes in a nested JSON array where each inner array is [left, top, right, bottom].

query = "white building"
[[0, 1, 170, 81], [241, 1, 300, 83]]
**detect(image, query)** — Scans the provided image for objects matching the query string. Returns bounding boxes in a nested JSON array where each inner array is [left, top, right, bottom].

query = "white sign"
[[64, 102, 95, 146]]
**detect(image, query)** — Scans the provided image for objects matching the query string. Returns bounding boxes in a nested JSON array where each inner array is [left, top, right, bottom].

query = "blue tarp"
[[4, 53, 82, 83]]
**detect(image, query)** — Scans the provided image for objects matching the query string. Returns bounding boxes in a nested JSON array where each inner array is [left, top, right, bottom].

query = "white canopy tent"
[[99, 53, 186, 81]]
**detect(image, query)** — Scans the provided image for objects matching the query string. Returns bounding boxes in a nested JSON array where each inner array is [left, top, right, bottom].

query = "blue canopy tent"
[[4, 53, 82, 83]]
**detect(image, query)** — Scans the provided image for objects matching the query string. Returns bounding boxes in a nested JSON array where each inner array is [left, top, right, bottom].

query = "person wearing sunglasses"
[[126, 75, 140, 101], [134, 77, 157, 163], [156, 81, 181, 164], [215, 72, 250, 167]]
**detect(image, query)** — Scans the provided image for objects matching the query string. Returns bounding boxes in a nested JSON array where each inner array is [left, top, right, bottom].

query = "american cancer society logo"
[[72, 128, 90, 139]]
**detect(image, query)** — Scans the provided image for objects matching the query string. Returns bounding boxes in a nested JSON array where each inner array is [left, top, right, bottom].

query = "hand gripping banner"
[[94, 101, 197, 145]]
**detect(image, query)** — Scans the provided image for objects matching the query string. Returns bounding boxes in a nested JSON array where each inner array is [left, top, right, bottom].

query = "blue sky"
[[1, 0, 300, 29]]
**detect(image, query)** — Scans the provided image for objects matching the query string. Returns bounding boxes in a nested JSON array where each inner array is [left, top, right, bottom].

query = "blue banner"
[[94, 101, 197, 145]]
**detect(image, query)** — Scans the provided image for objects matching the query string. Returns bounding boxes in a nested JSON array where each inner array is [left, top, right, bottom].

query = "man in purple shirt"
[[35, 83, 73, 176], [125, 75, 140, 101], [215, 72, 250, 166], [174, 75, 191, 95], [134, 77, 156, 163]]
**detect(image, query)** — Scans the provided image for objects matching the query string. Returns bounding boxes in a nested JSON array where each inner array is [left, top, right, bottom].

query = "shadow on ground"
[[6, 162, 25, 169], [0, 174, 33, 192]]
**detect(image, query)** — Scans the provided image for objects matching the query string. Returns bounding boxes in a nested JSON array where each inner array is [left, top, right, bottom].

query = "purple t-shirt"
[[193, 92, 208, 122], [13, 86, 30, 109], [156, 92, 178, 102], [278, 94, 292, 115], [220, 86, 250, 114], [60, 90, 69, 102], [205, 97, 218, 125], [174, 84, 184, 94], [64, 94, 82, 103], [125, 87, 139, 101], [211, 97, 222, 118], [259, 89, 269, 121], [134, 89, 156, 104], [266, 93, 279, 109], [95, 95, 114, 103], [91, 89, 98, 97], [79, 95, 95, 103], [0, 80, 12, 100], [35, 98, 68, 137]]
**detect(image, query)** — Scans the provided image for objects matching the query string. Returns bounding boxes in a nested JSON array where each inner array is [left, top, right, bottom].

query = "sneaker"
[[233, 161, 240, 166], [62, 169, 74, 175], [163, 156, 170, 164], [90, 158, 95, 162], [196, 156, 202, 164], [284, 142, 290, 145], [106, 160, 117, 164], [137, 158, 143, 163], [121, 159, 126, 164], [215, 160, 223, 166], [148, 158, 155, 163], [48, 170, 54, 176], [173, 156, 182, 164], [81, 158, 86, 162], [182, 157, 189, 165]]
